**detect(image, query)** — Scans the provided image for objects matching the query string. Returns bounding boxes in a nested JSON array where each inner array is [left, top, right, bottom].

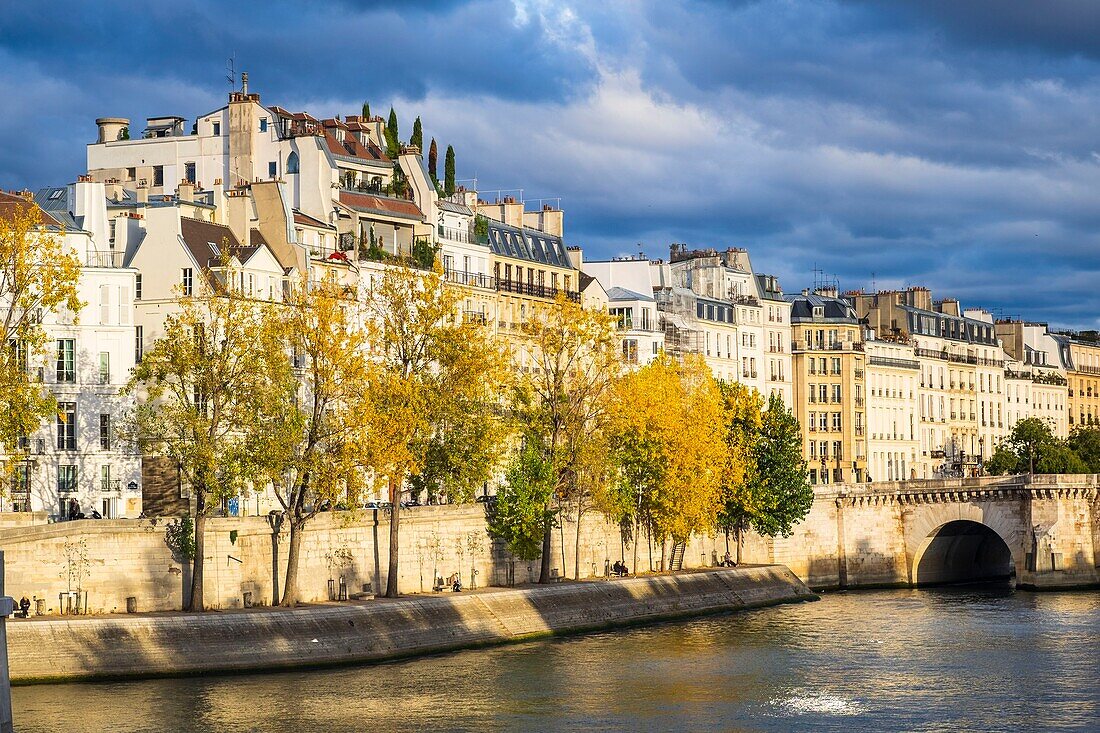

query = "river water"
[[11, 586, 1099, 732]]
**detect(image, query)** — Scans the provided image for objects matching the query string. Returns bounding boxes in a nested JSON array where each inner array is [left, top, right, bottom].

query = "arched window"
[[286, 151, 299, 174]]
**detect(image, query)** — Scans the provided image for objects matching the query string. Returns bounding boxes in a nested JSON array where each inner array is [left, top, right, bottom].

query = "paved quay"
[[6, 565, 815, 684]]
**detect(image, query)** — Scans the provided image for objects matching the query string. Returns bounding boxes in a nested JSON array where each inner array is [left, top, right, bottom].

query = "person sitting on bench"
[[612, 560, 629, 576]]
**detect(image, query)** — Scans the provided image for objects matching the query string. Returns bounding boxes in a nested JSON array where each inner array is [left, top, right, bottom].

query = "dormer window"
[[812, 306, 824, 319]]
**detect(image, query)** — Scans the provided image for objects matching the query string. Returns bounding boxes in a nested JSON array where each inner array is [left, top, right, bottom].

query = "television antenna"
[[226, 56, 236, 89]]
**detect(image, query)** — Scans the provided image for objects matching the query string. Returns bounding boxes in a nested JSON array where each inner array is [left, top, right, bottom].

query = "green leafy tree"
[[385, 107, 400, 159], [428, 138, 438, 184], [444, 144, 456, 196], [410, 116, 423, 152], [743, 394, 812, 536], [1069, 426, 1100, 472], [361, 101, 370, 119], [487, 439, 557, 562], [119, 126, 130, 140], [986, 418, 1085, 475]]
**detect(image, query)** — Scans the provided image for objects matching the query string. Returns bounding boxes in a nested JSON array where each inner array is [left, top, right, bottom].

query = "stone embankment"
[[7, 566, 814, 684]]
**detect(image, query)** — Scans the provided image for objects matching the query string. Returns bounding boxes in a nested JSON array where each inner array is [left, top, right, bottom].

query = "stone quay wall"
[[0, 505, 745, 615], [6, 566, 815, 684]]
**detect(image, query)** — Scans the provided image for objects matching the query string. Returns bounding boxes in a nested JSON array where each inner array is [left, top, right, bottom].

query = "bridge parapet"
[[817, 474, 1099, 506]]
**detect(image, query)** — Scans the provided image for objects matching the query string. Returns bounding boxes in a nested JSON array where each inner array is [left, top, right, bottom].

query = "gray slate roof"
[[487, 219, 572, 269]]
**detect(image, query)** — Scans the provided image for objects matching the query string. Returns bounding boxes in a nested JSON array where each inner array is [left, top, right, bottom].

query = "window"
[[832, 384, 842, 403], [58, 465, 77, 495], [185, 162, 196, 184], [832, 413, 842, 431], [56, 339, 75, 382], [99, 284, 110, 324], [259, 117, 268, 132], [109, 218, 117, 246], [135, 274, 142, 300], [287, 151, 299, 174], [153, 165, 164, 187], [212, 121, 220, 136], [100, 413, 111, 451], [622, 339, 638, 364], [57, 402, 76, 451], [99, 352, 110, 385], [819, 384, 828, 403], [182, 268, 193, 296], [268, 161, 277, 178], [127, 167, 136, 180], [135, 325, 143, 364]]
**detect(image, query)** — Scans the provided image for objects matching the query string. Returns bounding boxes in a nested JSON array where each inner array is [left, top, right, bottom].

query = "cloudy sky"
[[2, 0, 1099, 328]]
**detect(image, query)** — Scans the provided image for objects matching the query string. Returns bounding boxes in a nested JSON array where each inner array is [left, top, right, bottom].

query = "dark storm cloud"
[[1, 0, 1098, 327]]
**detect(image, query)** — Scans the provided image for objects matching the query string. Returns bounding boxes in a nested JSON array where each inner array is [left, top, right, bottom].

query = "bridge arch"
[[912, 520, 1014, 586], [904, 501, 1025, 586]]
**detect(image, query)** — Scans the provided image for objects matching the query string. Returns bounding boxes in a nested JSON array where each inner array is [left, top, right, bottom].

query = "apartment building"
[[850, 288, 1005, 478], [649, 246, 774, 393], [478, 197, 580, 370], [3, 183, 142, 518], [995, 320, 1069, 438], [1053, 334, 1100, 430], [864, 337, 919, 481], [580, 255, 664, 367], [786, 290, 867, 485], [757, 274, 793, 407]]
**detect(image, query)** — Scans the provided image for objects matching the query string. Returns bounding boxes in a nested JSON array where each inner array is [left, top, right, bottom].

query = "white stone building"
[[580, 255, 665, 367], [0, 182, 143, 519], [865, 337, 919, 482]]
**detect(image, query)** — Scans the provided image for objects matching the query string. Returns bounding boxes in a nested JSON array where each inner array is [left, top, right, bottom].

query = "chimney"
[[104, 179, 124, 202], [177, 179, 195, 203], [225, 189, 252, 246], [566, 246, 583, 270], [136, 186, 148, 205], [95, 117, 129, 144]]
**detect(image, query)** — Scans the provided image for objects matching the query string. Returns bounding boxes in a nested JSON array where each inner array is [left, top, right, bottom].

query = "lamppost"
[[978, 436, 985, 475], [820, 455, 827, 485]]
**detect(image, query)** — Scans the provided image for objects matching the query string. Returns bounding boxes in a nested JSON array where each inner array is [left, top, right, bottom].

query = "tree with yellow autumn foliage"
[[256, 272, 374, 606], [514, 292, 620, 582], [125, 265, 285, 611], [607, 354, 729, 571], [360, 264, 507, 598]]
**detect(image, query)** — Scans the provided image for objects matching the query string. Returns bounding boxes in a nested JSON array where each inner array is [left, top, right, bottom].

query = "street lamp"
[[978, 436, 985, 474]]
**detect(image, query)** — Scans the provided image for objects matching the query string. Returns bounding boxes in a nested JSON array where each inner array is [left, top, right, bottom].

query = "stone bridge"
[[754, 474, 1100, 590]]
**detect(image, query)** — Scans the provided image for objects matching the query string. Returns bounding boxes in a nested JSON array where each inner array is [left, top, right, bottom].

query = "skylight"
[[48, 189, 64, 200], [209, 242, 220, 256]]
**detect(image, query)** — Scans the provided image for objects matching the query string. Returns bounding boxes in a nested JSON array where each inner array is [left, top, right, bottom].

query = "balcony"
[[437, 225, 478, 246], [868, 355, 920, 370], [444, 269, 496, 290], [793, 341, 864, 352], [497, 278, 580, 303], [100, 479, 122, 493], [86, 251, 125, 268], [463, 310, 488, 326]]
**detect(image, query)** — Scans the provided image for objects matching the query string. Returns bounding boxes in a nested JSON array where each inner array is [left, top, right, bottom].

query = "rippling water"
[[12, 586, 1100, 732]]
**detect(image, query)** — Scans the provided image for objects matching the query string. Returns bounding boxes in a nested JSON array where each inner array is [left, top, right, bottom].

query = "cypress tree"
[[410, 116, 423, 152], [428, 138, 438, 184], [362, 101, 370, 119], [385, 107, 400, 158], [444, 145, 456, 196]]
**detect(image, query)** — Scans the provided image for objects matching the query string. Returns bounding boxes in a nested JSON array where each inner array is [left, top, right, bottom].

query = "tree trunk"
[[188, 505, 206, 612], [735, 523, 744, 565], [280, 517, 303, 607], [574, 503, 584, 580], [385, 476, 401, 598], [538, 522, 552, 583], [632, 517, 639, 576]]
